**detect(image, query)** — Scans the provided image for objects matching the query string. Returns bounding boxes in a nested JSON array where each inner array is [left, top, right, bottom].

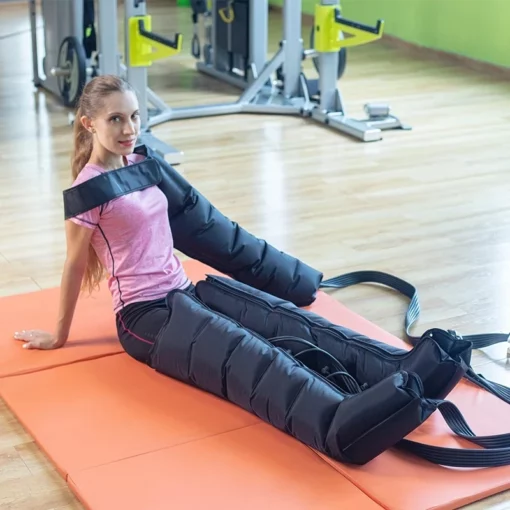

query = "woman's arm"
[[14, 220, 95, 350], [54, 220, 95, 346]]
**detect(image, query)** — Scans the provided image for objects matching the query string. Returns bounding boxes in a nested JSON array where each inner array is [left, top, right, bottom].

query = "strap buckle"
[[447, 329, 463, 341]]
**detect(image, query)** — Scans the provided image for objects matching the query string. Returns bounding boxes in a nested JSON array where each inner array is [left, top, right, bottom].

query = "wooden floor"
[[1, 0, 510, 508]]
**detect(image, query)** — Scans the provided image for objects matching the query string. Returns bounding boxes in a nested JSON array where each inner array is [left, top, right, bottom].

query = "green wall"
[[271, 0, 510, 68]]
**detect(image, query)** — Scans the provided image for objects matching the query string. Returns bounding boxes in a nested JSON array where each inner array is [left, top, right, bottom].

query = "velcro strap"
[[62, 158, 161, 219]]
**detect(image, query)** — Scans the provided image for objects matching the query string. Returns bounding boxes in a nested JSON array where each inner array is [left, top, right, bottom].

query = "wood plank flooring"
[[1, 0, 510, 508]]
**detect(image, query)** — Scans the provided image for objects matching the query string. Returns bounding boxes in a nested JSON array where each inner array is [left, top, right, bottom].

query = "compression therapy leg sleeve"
[[150, 286, 432, 466], [150, 276, 510, 468]]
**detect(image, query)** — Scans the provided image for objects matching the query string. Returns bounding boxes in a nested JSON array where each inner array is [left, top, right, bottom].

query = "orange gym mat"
[[67, 419, 383, 510], [0, 259, 509, 510], [0, 284, 122, 378], [0, 354, 382, 510]]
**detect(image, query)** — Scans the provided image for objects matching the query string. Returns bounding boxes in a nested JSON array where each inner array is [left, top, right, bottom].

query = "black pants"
[[115, 283, 196, 364]]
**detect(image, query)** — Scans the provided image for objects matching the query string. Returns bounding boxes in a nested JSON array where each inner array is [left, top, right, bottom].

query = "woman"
[[14, 75, 194, 364], [14, 81, 474, 468]]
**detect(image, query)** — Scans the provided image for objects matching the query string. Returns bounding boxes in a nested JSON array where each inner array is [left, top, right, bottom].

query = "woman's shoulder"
[[70, 152, 146, 188], [70, 163, 104, 188]]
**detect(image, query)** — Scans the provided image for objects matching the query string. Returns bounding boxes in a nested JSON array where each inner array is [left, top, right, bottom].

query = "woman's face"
[[84, 90, 141, 157]]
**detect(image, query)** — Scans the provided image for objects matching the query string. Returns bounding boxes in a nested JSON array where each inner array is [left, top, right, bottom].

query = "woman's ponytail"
[[71, 105, 94, 180]]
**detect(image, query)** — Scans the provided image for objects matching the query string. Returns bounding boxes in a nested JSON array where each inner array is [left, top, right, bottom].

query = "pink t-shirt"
[[69, 153, 190, 313]]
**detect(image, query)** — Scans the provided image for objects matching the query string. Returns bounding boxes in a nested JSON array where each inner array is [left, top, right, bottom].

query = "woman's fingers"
[[13, 330, 57, 350], [13, 330, 34, 341]]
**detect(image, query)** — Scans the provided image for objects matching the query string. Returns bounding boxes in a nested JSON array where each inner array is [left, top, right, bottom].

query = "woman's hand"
[[13, 221, 93, 353], [13, 330, 66, 350]]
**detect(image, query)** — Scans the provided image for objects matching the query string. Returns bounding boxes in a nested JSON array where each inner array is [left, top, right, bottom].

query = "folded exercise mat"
[[67, 423, 383, 510], [0, 284, 122, 378], [0, 354, 381, 510], [0, 354, 259, 476], [1, 260, 509, 510], [4, 351, 508, 510]]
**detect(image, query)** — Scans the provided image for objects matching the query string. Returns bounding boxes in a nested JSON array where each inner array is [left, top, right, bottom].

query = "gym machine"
[[146, 0, 410, 142], [28, 0, 185, 164], [190, 0, 346, 90], [190, 0, 268, 89]]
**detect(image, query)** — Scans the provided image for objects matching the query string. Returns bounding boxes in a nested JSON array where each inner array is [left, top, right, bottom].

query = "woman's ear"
[[80, 115, 95, 134]]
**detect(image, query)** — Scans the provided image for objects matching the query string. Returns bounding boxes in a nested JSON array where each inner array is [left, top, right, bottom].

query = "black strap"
[[397, 438, 510, 467], [396, 399, 510, 467], [465, 367, 510, 405], [319, 270, 510, 405], [62, 158, 161, 219]]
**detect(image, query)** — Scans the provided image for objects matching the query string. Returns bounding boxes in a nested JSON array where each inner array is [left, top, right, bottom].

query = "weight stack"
[[215, 0, 250, 76]]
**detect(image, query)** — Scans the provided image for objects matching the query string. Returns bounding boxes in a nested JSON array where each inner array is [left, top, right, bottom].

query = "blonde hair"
[[70, 75, 136, 294]]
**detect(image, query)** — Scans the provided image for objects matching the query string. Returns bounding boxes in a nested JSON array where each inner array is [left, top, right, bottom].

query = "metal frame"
[[145, 0, 410, 142], [195, 0, 269, 90], [307, 0, 409, 141], [97, 0, 122, 76], [145, 0, 305, 127]]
